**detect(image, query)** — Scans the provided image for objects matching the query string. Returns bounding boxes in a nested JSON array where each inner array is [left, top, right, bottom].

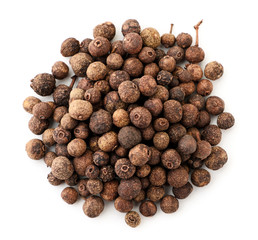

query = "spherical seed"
[[141, 124, 155, 141], [188, 93, 205, 110], [106, 53, 124, 70], [148, 147, 161, 166], [123, 57, 143, 77], [138, 75, 157, 97], [93, 21, 116, 40], [156, 70, 173, 86], [61, 187, 78, 204], [141, 27, 161, 49], [168, 124, 186, 144], [130, 107, 152, 129], [100, 180, 119, 201], [47, 172, 63, 186], [167, 46, 185, 63], [73, 122, 89, 139], [197, 79, 213, 96], [23, 96, 41, 113], [186, 63, 203, 81], [144, 98, 163, 117], [191, 169, 211, 187], [83, 196, 104, 218], [70, 52, 93, 77], [60, 113, 78, 130], [118, 126, 142, 149], [44, 152, 57, 167], [55, 144, 71, 158], [98, 131, 118, 152], [139, 200, 157, 217], [169, 86, 185, 102], [155, 48, 166, 63], [125, 211, 141, 228], [163, 100, 183, 123], [42, 128, 55, 147], [217, 112, 235, 129], [86, 61, 107, 81], [160, 195, 179, 213], [205, 146, 228, 170], [112, 109, 130, 128], [80, 38, 92, 53], [193, 140, 212, 160], [25, 139, 46, 160], [172, 182, 193, 199], [85, 164, 100, 179], [69, 99, 93, 121], [167, 166, 189, 188], [53, 106, 68, 123], [129, 144, 151, 167], [204, 61, 224, 80], [159, 55, 176, 72], [93, 150, 109, 167], [86, 179, 103, 195], [109, 70, 130, 90], [161, 149, 181, 170], [53, 126, 71, 144], [178, 135, 197, 155], [114, 196, 133, 213], [149, 166, 166, 186], [118, 80, 140, 103], [88, 36, 111, 57], [99, 165, 115, 183], [51, 156, 74, 180], [138, 47, 156, 64], [147, 186, 165, 202], [181, 104, 199, 128], [196, 110, 211, 128], [179, 81, 196, 96], [77, 179, 90, 197], [136, 164, 151, 178], [122, 19, 141, 36], [123, 32, 143, 54], [115, 158, 136, 179], [176, 33, 192, 48], [60, 37, 80, 57], [118, 177, 142, 200], [153, 132, 170, 150], [153, 118, 169, 132], [206, 96, 225, 115], [30, 73, 56, 96], [202, 125, 222, 146], [28, 116, 49, 135]]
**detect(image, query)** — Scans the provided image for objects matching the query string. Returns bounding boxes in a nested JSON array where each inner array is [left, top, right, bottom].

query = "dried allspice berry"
[[178, 135, 197, 155], [123, 57, 143, 77], [122, 19, 141, 36], [205, 146, 228, 170], [123, 32, 143, 54], [88, 36, 111, 57], [26, 139, 46, 160], [206, 96, 225, 115], [136, 164, 151, 178], [61, 187, 78, 204], [32, 102, 53, 120], [114, 197, 133, 213], [172, 182, 193, 199], [144, 98, 163, 117], [168, 124, 186, 144], [153, 118, 169, 132], [167, 46, 185, 63], [193, 140, 212, 160], [100, 180, 118, 201], [129, 144, 151, 166], [78, 179, 90, 197], [60, 113, 78, 130], [98, 131, 118, 152], [51, 61, 69, 80], [83, 196, 104, 218], [163, 100, 183, 123], [141, 124, 155, 141], [44, 151, 57, 167], [204, 61, 224, 80], [53, 126, 71, 144], [169, 86, 185, 102], [139, 200, 157, 217], [60, 37, 80, 57], [176, 33, 192, 48], [69, 99, 93, 121], [86, 61, 107, 81], [149, 166, 166, 186], [23, 96, 41, 113], [202, 125, 222, 146], [53, 106, 68, 122], [118, 81, 140, 103], [191, 169, 211, 187], [99, 165, 115, 182], [85, 164, 99, 179], [111, 40, 126, 56], [138, 47, 156, 64], [73, 150, 93, 176], [80, 38, 92, 53], [186, 63, 203, 81], [86, 179, 103, 195], [93, 22, 116, 40], [167, 166, 189, 188], [65, 172, 79, 186], [181, 104, 199, 128], [118, 176, 142, 200], [42, 128, 55, 147], [141, 27, 161, 49], [73, 122, 89, 139], [118, 126, 142, 149], [217, 112, 235, 129], [55, 144, 71, 158], [112, 109, 130, 128], [147, 186, 165, 202], [159, 55, 176, 72], [153, 132, 170, 150], [70, 52, 93, 77], [125, 211, 141, 228], [160, 195, 179, 213], [30, 73, 56, 96], [161, 149, 181, 170], [109, 70, 130, 90], [93, 150, 109, 167], [51, 156, 74, 180], [89, 109, 112, 134], [53, 83, 73, 107], [115, 158, 136, 179], [196, 110, 211, 128], [156, 70, 173, 86], [161, 24, 175, 48], [84, 88, 101, 104], [130, 107, 152, 129], [104, 91, 126, 113], [28, 116, 49, 135], [188, 93, 205, 110], [138, 75, 157, 97], [106, 53, 124, 70], [197, 79, 213, 96], [47, 172, 63, 186]]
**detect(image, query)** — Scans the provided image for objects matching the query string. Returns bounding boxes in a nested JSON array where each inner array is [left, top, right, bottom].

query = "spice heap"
[[24, 19, 234, 228]]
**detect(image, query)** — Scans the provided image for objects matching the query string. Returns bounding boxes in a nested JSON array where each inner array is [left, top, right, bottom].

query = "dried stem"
[[111, 45, 117, 53], [194, 20, 203, 46], [69, 75, 77, 88], [170, 24, 174, 34]]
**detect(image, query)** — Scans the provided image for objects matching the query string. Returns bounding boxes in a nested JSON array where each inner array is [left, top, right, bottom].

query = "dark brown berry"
[[185, 46, 205, 63], [129, 144, 151, 166], [118, 177, 142, 200], [141, 27, 161, 49], [186, 63, 203, 81], [100, 180, 118, 201], [70, 52, 93, 77], [161, 149, 181, 170], [205, 146, 228, 170], [197, 79, 213, 96], [98, 131, 118, 152], [181, 104, 199, 127], [60, 37, 80, 57], [178, 135, 197, 155], [52, 61, 69, 80], [136, 164, 151, 178], [144, 63, 160, 78], [114, 196, 133, 212], [122, 19, 141, 36], [172, 182, 193, 199], [88, 36, 111, 57], [51, 156, 74, 180], [204, 61, 223, 80], [123, 32, 143, 54], [160, 195, 179, 213], [47, 172, 63, 186], [138, 47, 156, 63], [93, 22, 116, 40], [176, 33, 192, 48], [148, 147, 161, 166], [42, 128, 55, 147], [191, 169, 210, 187], [153, 132, 170, 150], [85, 164, 99, 179], [30, 73, 55, 96], [65, 172, 79, 186], [139, 200, 157, 217], [147, 186, 165, 202], [25, 139, 46, 160], [123, 57, 143, 77], [32, 102, 53, 120], [53, 106, 68, 123], [61, 187, 78, 204], [53, 84, 71, 107], [153, 118, 169, 132], [109, 70, 130, 90], [196, 110, 211, 128], [159, 55, 176, 72], [169, 86, 185, 102], [80, 38, 92, 53], [23, 96, 41, 114], [167, 46, 185, 63], [206, 96, 225, 115], [77, 78, 94, 91], [112, 109, 130, 128], [60, 113, 78, 130], [115, 158, 136, 179], [155, 48, 166, 63], [99, 165, 115, 182], [28, 116, 49, 135], [73, 122, 89, 139], [118, 126, 142, 149], [125, 211, 141, 228], [138, 75, 157, 96], [156, 70, 173, 86], [149, 166, 166, 186], [78, 179, 90, 197], [168, 124, 186, 144], [193, 140, 212, 160], [69, 99, 93, 121], [87, 179, 103, 195], [189, 93, 205, 110], [93, 150, 109, 167], [55, 144, 71, 158], [217, 112, 235, 129], [86, 61, 107, 81], [53, 126, 71, 144], [106, 53, 124, 70], [141, 124, 155, 141], [163, 100, 183, 123], [167, 166, 189, 188], [180, 81, 196, 96], [111, 40, 126, 56], [130, 107, 152, 129], [118, 81, 140, 103], [83, 196, 104, 218], [44, 151, 57, 167]]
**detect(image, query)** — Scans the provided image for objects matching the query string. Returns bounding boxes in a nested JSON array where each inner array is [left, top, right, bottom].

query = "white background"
[[0, 0, 257, 239]]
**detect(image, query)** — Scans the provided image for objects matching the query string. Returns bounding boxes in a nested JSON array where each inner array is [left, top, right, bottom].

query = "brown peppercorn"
[[169, 86, 185, 102], [93, 22, 116, 40], [130, 107, 152, 129], [112, 109, 130, 128], [138, 75, 157, 97], [93, 81, 109, 96], [65, 172, 79, 186], [159, 55, 176, 72], [144, 98, 163, 117], [152, 85, 169, 102], [191, 169, 211, 187], [123, 57, 143, 77], [167, 46, 185, 63], [60, 37, 80, 57], [73, 122, 89, 139], [176, 33, 192, 48], [53, 106, 68, 122], [153, 118, 169, 132], [178, 135, 197, 155], [86, 179, 103, 195], [160, 195, 179, 213], [44, 151, 57, 167], [55, 144, 71, 158], [53, 126, 71, 144], [28, 116, 49, 135], [136, 164, 151, 178], [51, 156, 74, 180], [88, 36, 111, 57], [138, 47, 156, 64], [197, 79, 213, 96], [51, 61, 69, 80], [89, 109, 112, 134], [73, 150, 93, 176], [163, 100, 183, 123], [25, 139, 46, 160], [205, 146, 228, 170], [42, 128, 55, 147], [118, 126, 142, 149], [114, 196, 133, 212], [69, 87, 85, 102], [187, 127, 201, 141], [99, 165, 115, 182], [181, 104, 199, 128], [180, 81, 196, 96], [115, 146, 128, 157], [92, 150, 109, 167], [156, 70, 172, 86], [141, 124, 155, 141], [147, 186, 165, 202], [141, 27, 161, 49], [141, 177, 150, 189], [83, 196, 104, 218], [139, 200, 157, 217], [103, 91, 126, 113], [86, 61, 107, 81], [125, 211, 141, 228], [148, 147, 161, 166], [80, 38, 92, 53], [61, 187, 78, 204], [187, 158, 204, 169], [196, 110, 211, 128], [106, 53, 124, 70], [204, 61, 223, 80], [189, 93, 205, 110], [47, 172, 63, 186], [134, 189, 146, 202], [60, 113, 78, 130], [122, 19, 141, 36], [111, 40, 126, 56], [161, 24, 175, 48], [149, 166, 166, 186], [161, 149, 181, 170], [129, 144, 151, 167], [186, 64, 203, 81], [84, 88, 101, 105], [100, 180, 118, 201], [118, 177, 142, 200], [123, 32, 142, 54], [78, 179, 90, 197], [77, 78, 94, 91], [167, 166, 189, 188], [185, 45, 205, 63], [85, 164, 99, 179], [23, 96, 41, 113], [172, 182, 193, 199], [30, 73, 56, 96], [206, 96, 225, 115], [109, 70, 130, 90], [69, 52, 93, 77], [153, 132, 170, 150], [168, 124, 186, 144], [98, 131, 118, 152], [193, 140, 212, 160], [115, 158, 136, 179], [118, 81, 140, 104], [53, 84, 70, 107], [155, 48, 166, 63], [217, 112, 235, 129], [69, 99, 93, 121]]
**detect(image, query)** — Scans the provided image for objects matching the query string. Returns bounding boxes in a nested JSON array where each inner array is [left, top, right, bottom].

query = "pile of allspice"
[[24, 19, 235, 228]]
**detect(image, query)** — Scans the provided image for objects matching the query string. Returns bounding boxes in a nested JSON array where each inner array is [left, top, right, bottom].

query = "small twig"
[[69, 75, 77, 88], [170, 24, 174, 34], [194, 20, 203, 46]]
